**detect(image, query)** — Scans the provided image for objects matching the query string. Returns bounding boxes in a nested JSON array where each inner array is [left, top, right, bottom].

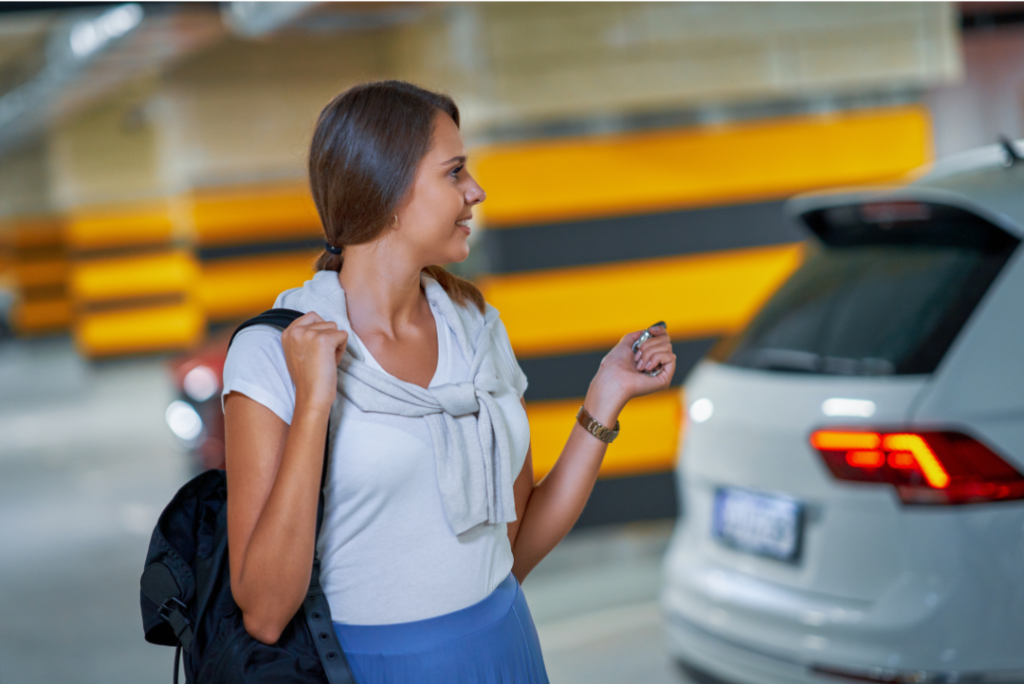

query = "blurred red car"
[[166, 330, 231, 472]]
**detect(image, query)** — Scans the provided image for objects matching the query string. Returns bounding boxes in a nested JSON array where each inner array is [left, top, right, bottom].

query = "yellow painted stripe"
[[13, 298, 72, 333], [66, 202, 176, 251], [70, 250, 199, 303], [482, 243, 804, 358], [191, 185, 322, 247], [76, 301, 206, 357], [198, 253, 317, 321], [526, 390, 685, 481], [474, 106, 930, 227]]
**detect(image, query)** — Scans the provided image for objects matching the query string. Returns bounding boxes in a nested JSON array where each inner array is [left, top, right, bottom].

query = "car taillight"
[[809, 429, 1024, 505]]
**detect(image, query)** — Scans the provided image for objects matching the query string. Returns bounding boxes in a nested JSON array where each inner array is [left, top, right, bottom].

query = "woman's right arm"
[[224, 313, 348, 645]]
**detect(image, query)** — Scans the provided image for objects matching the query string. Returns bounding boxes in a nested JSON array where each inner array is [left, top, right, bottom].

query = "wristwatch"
[[576, 405, 620, 444]]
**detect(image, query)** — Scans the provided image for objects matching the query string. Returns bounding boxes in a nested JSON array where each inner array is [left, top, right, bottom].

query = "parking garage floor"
[[0, 336, 690, 684]]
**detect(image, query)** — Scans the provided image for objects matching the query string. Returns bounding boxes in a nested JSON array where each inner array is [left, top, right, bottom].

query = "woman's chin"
[[446, 244, 471, 264]]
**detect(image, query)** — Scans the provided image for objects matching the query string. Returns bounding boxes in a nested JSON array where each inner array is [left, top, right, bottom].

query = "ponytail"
[[315, 249, 343, 273], [422, 265, 486, 314]]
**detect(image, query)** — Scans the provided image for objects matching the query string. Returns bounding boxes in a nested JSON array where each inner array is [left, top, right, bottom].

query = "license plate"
[[712, 488, 803, 562]]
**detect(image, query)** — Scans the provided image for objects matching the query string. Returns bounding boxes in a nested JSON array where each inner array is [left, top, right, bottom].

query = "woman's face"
[[392, 112, 486, 267]]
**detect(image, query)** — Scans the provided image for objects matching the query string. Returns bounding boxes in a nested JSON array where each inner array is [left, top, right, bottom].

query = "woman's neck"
[[337, 247, 429, 340]]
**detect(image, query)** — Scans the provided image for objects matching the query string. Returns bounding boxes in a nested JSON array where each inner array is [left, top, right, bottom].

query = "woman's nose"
[[465, 176, 486, 205]]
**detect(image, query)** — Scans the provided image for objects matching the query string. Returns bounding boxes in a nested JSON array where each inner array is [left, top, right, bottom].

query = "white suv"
[[662, 140, 1024, 684]]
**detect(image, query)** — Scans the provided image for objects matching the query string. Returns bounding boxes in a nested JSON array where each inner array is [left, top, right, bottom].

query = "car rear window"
[[711, 202, 1020, 375]]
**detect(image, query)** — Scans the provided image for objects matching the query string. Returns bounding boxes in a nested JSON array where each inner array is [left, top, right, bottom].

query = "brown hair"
[[308, 80, 486, 314]]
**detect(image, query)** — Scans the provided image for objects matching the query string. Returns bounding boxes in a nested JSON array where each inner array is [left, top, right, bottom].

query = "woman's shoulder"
[[226, 324, 286, 361], [221, 324, 296, 423], [223, 325, 290, 389]]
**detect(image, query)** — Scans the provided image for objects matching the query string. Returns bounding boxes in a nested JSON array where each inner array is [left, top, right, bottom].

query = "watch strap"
[[576, 405, 620, 443]]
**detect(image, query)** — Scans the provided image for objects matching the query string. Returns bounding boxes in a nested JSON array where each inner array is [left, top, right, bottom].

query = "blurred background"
[[0, 2, 1021, 682]]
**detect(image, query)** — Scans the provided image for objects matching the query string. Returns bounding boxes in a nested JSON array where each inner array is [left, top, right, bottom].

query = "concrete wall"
[[457, 2, 960, 130], [0, 1, 964, 353], [927, 24, 1024, 156]]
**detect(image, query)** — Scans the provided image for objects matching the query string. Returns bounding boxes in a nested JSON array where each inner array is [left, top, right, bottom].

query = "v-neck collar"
[[278, 269, 487, 382], [347, 285, 447, 389]]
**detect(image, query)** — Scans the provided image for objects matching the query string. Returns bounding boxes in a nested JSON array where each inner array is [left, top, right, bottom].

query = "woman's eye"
[[450, 165, 464, 177]]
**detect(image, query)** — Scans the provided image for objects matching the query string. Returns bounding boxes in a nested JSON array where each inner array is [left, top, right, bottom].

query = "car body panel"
[[911, 247, 1024, 465]]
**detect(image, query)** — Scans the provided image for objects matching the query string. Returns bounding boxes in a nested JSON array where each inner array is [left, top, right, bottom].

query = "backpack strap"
[[229, 308, 355, 684], [227, 308, 306, 350], [226, 307, 333, 538]]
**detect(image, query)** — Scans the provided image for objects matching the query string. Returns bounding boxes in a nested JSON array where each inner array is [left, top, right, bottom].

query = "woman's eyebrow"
[[440, 155, 467, 167]]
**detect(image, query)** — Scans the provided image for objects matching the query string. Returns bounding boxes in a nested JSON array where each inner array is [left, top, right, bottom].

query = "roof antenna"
[[999, 135, 1023, 166]]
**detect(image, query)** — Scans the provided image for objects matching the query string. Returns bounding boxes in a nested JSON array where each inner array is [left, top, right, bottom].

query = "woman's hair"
[[308, 80, 486, 314]]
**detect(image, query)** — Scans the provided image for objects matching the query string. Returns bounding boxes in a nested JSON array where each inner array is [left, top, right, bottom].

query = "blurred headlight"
[[183, 365, 220, 402], [166, 400, 203, 442], [689, 398, 714, 423]]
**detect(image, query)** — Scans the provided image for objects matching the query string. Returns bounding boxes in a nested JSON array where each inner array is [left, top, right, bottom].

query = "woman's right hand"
[[280, 312, 349, 408]]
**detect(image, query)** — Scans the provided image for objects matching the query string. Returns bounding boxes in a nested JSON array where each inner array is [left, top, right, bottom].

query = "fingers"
[[633, 320, 672, 374], [634, 334, 671, 363], [637, 349, 675, 373], [285, 312, 340, 337], [282, 314, 348, 357], [303, 322, 343, 334], [630, 322, 668, 346]]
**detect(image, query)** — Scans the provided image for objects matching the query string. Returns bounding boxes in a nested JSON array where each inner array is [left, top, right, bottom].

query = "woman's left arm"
[[506, 324, 676, 581]]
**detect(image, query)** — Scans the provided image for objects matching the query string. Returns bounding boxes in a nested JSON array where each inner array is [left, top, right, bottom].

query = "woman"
[[222, 80, 676, 683]]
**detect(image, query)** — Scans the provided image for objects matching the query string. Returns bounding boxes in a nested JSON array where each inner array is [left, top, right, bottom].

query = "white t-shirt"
[[221, 275, 531, 625]]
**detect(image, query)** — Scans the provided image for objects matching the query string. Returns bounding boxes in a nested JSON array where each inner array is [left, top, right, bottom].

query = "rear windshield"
[[711, 202, 1019, 375]]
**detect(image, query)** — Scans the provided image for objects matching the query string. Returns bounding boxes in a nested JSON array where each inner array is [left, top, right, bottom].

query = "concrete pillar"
[[0, 142, 69, 335], [49, 81, 203, 356]]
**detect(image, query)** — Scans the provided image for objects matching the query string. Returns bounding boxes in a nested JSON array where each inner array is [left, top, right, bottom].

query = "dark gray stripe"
[[521, 337, 717, 402], [81, 292, 186, 313], [481, 200, 804, 274], [70, 243, 185, 260], [574, 471, 678, 528]]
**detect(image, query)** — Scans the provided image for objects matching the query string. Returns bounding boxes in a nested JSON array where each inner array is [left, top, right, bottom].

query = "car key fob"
[[633, 321, 666, 377]]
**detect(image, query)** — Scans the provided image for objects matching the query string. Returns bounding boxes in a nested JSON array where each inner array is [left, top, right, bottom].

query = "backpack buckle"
[[158, 597, 195, 651]]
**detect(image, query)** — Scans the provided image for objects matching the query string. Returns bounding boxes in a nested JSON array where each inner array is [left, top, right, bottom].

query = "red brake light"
[[810, 429, 1024, 505]]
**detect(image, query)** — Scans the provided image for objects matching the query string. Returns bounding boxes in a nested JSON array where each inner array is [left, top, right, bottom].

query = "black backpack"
[[140, 309, 355, 684]]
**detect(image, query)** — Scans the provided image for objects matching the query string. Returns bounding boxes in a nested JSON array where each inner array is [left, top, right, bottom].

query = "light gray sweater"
[[275, 270, 519, 535]]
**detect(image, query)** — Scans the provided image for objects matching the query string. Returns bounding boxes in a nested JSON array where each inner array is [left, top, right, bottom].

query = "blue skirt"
[[332, 573, 549, 683]]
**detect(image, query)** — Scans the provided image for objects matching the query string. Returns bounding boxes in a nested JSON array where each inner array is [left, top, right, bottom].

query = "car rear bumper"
[[664, 607, 821, 684], [662, 504, 1024, 681], [664, 607, 1024, 684]]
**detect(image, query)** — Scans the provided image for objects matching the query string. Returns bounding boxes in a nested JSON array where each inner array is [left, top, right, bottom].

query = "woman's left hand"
[[592, 324, 676, 410]]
